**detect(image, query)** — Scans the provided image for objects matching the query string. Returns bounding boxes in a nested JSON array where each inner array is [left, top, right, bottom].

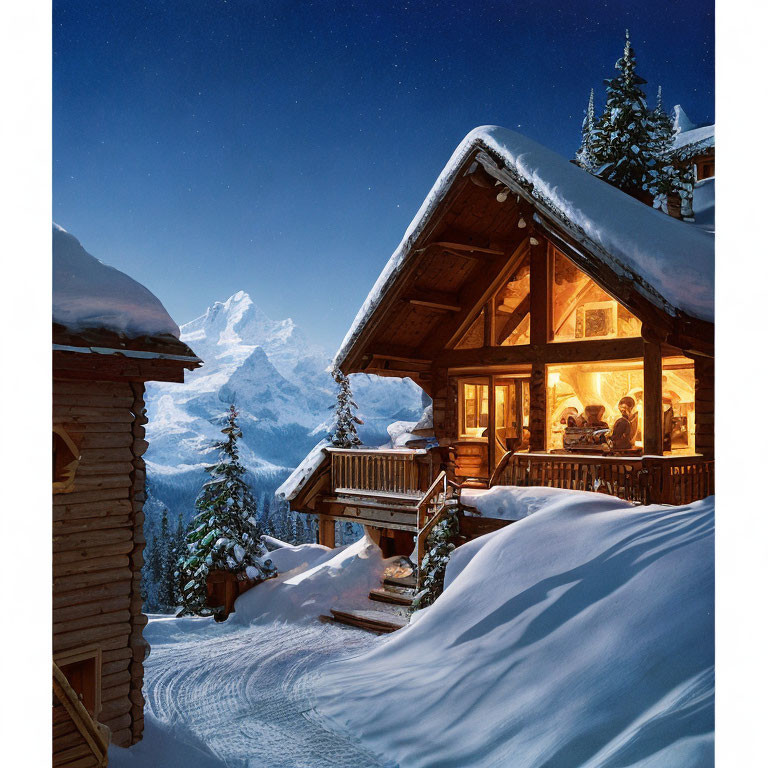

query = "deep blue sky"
[[53, 0, 714, 352]]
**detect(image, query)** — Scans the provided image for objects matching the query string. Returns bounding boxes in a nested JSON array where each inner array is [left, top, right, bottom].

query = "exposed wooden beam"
[[431, 241, 505, 255], [643, 339, 663, 455], [495, 294, 530, 345], [434, 337, 646, 367], [420, 236, 530, 357], [404, 289, 462, 313]]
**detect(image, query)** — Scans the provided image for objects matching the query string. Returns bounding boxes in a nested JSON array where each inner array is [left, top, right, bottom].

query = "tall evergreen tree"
[[156, 509, 174, 609], [170, 512, 186, 606], [328, 368, 363, 448], [575, 88, 600, 172], [178, 405, 275, 615], [593, 30, 657, 199]]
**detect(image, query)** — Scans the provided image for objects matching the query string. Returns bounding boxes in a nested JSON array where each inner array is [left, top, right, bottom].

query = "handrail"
[[414, 471, 453, 586], [53, 660, 109, 767], [416, 471, 448, 528]]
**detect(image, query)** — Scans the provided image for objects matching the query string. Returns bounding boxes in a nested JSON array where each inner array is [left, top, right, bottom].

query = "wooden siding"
[[53, 378, 148, 749]]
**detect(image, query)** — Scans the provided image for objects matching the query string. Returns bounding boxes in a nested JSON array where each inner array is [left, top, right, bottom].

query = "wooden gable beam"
[[495, 294, 530, 345], [404, 289, 462, 313], [419, 235, 530, 357]]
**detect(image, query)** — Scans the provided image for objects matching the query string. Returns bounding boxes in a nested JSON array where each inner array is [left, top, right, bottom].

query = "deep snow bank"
[[232, 535, 392, 625], [316, 489, 714, 768], [461, 485, 633, 521]]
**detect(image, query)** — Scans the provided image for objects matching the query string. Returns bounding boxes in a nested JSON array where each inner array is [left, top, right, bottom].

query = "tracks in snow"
[[142, 618, 396, 768]]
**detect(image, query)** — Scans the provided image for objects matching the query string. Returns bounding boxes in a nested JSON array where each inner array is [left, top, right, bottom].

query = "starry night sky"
[[53, 0, 714, 351]]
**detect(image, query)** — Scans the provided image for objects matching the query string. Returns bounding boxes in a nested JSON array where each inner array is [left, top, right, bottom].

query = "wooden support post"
[[643, 340, 663, 455], [694, 355, 714, 458], [529, 362, 546, 451], [488, 374, 496, 473], [317, 514, 336, 548], [529, 238, 549, 345]]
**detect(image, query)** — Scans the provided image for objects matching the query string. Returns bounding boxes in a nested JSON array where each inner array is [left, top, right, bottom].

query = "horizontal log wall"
[[53, 378, 148, 748]]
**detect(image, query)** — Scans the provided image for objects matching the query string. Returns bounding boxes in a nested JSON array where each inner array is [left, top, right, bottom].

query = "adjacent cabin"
[[280, 126, 714, 559], [52, 225, 201, 766]]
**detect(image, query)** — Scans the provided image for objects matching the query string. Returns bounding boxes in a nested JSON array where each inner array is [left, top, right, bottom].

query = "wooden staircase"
[[320, 571, 417, 634]]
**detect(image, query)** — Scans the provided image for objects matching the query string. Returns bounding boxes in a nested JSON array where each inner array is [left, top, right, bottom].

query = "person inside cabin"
[[610, 397, 639, 451]]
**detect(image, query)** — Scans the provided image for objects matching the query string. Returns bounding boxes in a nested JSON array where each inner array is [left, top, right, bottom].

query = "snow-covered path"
[[110, 616, 396, 768]]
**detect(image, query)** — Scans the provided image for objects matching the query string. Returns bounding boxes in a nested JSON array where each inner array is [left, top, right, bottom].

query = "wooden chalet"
[[282, 126, 714, 560], [52, 226, 201, 766]]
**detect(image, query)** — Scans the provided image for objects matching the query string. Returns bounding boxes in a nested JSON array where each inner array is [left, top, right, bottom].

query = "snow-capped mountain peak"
[[144, 292, 425, 521]]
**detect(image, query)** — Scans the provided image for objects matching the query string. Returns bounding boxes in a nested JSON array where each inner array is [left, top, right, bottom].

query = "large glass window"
[[551, 249, 641, 342], [546, 360, 645, 453], [662, 356, 696, 454]]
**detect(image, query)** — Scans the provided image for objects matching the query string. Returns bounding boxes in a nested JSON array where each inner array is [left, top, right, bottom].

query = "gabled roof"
[[334, 126, 714, 369]]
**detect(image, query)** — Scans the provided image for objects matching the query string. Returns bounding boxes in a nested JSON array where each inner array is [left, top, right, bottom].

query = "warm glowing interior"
[[455, 308, 485, 349], [494, 255, 530, 346], [662, 356, 696, 454], [460, 380, 489, 436], [546, 357, 697, 454], [546, 360, 645, 453], [460, 376, 531, 459], [551, 249, 641, 342]]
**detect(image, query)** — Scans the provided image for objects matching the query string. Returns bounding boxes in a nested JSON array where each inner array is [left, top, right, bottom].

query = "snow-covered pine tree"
[[574, 88, 600, 172], [156, 509, 174, 610], [328, 368, 363, 448], [648, 86, 694, 218], [178, 405, 276, 616], [593, 30, 657, 199], [171, 512, 185, 606]]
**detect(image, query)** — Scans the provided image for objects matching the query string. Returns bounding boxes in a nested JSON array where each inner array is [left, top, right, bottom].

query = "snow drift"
[[315, 489, 714, 768], [232, 535, 393, 625]]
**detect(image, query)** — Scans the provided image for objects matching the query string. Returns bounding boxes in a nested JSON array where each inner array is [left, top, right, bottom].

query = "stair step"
[[369, 588, 414, 606], [329, 608, 409, 634], [383, 574, 417, 589]]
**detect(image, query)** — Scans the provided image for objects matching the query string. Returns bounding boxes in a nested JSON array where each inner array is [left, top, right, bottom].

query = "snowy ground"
[[110, 490, 713, 768], [109, 616, 394, 768]]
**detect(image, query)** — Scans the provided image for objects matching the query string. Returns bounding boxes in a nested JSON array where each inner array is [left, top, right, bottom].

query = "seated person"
[[610, 396, 638, 451], [582, 404, 609, 430]]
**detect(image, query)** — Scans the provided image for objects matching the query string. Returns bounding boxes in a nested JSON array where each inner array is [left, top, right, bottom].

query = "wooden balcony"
[[491, 452, 714, 506], [322, 448, 443, 533]]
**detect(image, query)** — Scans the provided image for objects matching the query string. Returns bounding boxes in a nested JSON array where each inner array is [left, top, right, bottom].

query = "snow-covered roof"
[[671, 124, 715, 156], [275, 439, 329, 502], [53, 223, 181, 339], [334, 126, 714, 367]]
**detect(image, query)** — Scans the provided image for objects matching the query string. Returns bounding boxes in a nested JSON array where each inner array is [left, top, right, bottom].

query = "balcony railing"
[[494, 452, 714, 506], [327, 447, 436, 497]]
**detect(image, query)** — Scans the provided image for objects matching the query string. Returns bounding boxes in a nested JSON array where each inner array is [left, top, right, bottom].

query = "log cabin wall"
[[53, 377, 148, 748]]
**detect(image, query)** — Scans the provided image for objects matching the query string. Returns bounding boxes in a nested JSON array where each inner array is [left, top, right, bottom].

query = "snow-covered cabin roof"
[[334, 126, 714, 368], [670, 105, 714, 159], [53, 224, 201, 364], [54, 224, 181, 338]]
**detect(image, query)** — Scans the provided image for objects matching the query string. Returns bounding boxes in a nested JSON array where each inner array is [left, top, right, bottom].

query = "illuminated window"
[[493, 255, 530, 346], [551, 250, 641, 342], [455, 308, 485, 349], [459, 380, 489, 437], [546, 360, 644, 453], [662, 357, 696, 455]]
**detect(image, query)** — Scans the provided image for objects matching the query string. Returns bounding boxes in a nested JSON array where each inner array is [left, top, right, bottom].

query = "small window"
[[53, 426, 81, 493], [459, 380, 489, 438]]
